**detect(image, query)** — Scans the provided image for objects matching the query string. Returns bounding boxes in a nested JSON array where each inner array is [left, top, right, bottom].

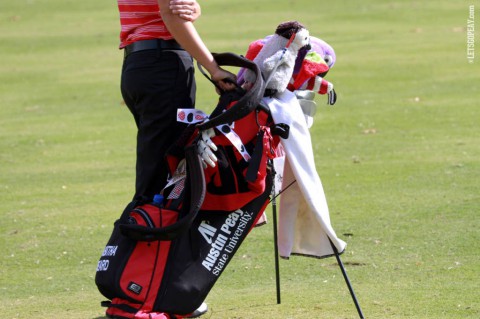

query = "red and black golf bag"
[[95, 53, 283, 319]]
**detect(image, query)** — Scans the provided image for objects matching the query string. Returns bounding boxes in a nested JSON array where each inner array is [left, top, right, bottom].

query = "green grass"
[[1, 0, 478, 318]]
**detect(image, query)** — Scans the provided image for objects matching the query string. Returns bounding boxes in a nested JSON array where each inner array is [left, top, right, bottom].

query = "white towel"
[[264, 90, 346, 258]]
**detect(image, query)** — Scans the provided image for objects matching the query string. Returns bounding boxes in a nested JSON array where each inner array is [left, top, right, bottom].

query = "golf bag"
[[95, 53, 281, 318]]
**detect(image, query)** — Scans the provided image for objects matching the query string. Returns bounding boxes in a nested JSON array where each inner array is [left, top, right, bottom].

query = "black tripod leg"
[[268, 160, 282, 304], [329, 239, 364, 318], [272, 194, 281, 304]]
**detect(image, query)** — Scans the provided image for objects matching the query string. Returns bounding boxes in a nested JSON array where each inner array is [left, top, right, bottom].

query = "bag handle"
[[196, 52, 265, 130], [119, 145, 206, 241]]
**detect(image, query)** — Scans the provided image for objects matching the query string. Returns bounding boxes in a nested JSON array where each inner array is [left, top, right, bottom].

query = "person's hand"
[[210, 67, 237, 92], [169, 0, 201, 22]]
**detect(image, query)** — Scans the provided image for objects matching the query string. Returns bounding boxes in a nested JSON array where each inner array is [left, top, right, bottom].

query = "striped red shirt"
[[117, 0, 173, 48]]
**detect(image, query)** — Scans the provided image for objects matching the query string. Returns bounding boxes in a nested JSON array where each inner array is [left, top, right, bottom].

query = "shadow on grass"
[[90, 302, 280, 319], [205, 302, 280, 318]]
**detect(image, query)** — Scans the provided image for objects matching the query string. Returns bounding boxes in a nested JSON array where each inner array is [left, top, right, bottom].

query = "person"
[[116, 1, 235, 317], [118, 0, 236, 202]]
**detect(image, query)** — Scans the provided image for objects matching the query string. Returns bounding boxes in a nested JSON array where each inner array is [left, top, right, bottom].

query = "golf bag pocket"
[[201, 111, 277, 212], [95, 202, 178, 305]]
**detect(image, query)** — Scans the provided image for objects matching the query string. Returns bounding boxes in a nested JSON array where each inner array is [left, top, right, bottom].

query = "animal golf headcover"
[[288, 50, 337, 105], [240, 33, 338, 105], [244, 21, 310, 95]]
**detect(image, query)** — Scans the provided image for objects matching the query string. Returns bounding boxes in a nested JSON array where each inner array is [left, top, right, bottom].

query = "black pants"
[[121, 48, 196, 200]]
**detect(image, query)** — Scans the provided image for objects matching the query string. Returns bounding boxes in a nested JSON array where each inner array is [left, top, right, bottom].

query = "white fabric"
[[263, 90, 346, 258]]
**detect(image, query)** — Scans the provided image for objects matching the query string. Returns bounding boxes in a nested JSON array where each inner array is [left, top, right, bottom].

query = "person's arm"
[[158, 0, 235, 90], [169, 0, 201, 22]]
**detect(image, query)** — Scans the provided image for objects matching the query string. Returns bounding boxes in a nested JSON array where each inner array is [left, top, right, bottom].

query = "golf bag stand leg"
[[329, 239, 365, 319], [271, 165, 281, 305]]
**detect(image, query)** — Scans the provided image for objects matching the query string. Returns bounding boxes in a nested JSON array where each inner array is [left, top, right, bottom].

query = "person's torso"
[[117, 0, 173, 48]]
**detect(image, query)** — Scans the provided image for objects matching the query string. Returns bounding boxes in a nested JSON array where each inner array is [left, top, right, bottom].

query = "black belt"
[[124, 39, 183, 57]]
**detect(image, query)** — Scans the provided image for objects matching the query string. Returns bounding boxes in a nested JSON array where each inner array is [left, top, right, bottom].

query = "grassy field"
[[0, 0, 478, 318]]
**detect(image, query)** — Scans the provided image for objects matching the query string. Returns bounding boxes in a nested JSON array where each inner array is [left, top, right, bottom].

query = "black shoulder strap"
[[119, 145, 206, 241], [196, 52, 265, 130]]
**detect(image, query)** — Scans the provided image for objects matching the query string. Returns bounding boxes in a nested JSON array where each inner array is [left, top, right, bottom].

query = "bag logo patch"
[[128, 282, 143, 295]]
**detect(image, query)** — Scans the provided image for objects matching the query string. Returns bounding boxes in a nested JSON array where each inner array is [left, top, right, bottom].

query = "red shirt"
[[117, 0, 173, 48]]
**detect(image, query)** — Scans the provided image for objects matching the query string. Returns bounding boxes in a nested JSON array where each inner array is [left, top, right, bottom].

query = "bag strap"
[[197, 52, 265, 130], [245, 129, 265, 182], [119, 145, 206, 241]]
